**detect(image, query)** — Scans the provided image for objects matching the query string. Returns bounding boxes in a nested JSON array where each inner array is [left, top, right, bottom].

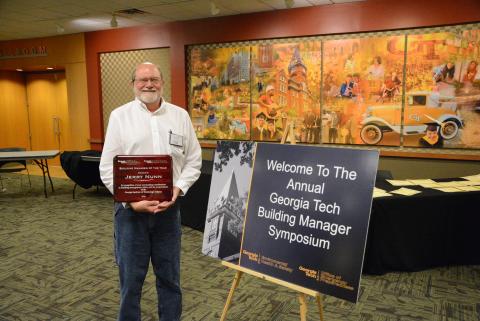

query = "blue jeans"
[[114, 202, 182, 321]]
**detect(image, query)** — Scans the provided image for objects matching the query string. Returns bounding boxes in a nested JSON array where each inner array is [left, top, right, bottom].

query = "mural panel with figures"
[[251, 40, 321, 143], [404, 30, 480, 149], [322, 36, 405, 146], [189, 46, 251, 140]]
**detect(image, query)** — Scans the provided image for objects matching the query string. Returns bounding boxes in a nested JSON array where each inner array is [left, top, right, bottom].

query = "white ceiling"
[[0, 0, 365, 41]]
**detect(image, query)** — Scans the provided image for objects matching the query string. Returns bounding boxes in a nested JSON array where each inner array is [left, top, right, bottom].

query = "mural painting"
[[322, 36, 405, 146], [404, 30, 480, 149], [251, 41, 322, 143], [187, 24, 480, 156], [189, 46, 251, 140]]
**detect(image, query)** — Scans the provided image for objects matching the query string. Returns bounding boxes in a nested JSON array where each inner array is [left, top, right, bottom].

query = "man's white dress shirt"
[[100, 98, 202, 196]]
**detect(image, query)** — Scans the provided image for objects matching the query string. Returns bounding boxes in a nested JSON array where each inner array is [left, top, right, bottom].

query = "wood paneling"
[[0, 71, 29, 149], [65, 62, 90, 151]]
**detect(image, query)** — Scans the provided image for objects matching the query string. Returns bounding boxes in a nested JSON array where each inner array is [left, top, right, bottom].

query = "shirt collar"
[[135, 97, 167, 115]]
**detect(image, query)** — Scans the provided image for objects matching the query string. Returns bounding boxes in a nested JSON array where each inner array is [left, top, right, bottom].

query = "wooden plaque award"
[[113, 155, 173, 202]]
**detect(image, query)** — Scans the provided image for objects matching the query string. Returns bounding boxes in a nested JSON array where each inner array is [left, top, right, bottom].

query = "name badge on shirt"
[[169, 131, 184, 147]]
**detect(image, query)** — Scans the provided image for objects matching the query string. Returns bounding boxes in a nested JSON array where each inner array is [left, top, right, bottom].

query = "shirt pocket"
[[169, 144, 185, 165]]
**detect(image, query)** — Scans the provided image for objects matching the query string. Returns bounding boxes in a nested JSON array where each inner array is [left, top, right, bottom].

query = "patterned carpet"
[[0, 173, 479, 321]]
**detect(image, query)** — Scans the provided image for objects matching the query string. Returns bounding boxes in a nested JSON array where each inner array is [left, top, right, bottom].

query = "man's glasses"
[[134, 77, 162, 85]]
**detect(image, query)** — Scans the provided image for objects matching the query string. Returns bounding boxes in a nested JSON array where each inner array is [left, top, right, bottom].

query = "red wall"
[[85, 0, 480, 149]]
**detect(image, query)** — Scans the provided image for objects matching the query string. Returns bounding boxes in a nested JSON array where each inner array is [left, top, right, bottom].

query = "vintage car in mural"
[[360, 91, 464, 145]]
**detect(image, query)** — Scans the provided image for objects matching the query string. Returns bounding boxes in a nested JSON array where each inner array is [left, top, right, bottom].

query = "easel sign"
[[239, 143, 379, 303]]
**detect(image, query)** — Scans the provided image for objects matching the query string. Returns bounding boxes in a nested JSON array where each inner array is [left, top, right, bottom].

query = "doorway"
[[25, 72, 69, 165]]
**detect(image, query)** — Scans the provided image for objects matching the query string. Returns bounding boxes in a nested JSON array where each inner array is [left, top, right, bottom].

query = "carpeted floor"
[[0, 173, 479, 321]]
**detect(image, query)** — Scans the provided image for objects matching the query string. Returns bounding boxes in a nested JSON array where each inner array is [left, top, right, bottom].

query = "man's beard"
[[135, 89, 161, 104]]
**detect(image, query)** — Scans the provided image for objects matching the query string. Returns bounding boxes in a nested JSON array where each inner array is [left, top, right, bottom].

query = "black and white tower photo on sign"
[[202, 141, 255, 262]]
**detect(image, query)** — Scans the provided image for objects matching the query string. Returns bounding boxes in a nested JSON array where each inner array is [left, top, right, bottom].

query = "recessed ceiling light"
[[47, 67, 54, 70], [16, 68, 23, 72]]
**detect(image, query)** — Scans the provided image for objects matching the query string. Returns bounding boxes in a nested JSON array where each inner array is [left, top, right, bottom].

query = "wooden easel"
[[220, 123, 325, 321], [220, 262, 325, 321]]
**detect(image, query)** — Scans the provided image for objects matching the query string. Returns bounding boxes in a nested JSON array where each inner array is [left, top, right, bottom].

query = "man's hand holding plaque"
[[114, 155, 174, 207], [129, 186, 181, 214]]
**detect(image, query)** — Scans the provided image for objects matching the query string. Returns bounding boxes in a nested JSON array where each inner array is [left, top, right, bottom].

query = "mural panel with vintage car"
[[360, 91, 463, 145]]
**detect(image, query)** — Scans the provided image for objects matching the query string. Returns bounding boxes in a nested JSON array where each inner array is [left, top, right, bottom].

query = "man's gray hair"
[[131, 62, 163, 82]]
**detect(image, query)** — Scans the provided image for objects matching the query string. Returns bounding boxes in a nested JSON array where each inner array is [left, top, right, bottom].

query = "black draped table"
[[180, 171, 480, 275], [363, 179, 480, 274]]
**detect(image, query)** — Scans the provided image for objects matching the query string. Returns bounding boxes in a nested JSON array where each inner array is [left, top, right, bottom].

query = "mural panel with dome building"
[[251, 41, 321, 143]]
